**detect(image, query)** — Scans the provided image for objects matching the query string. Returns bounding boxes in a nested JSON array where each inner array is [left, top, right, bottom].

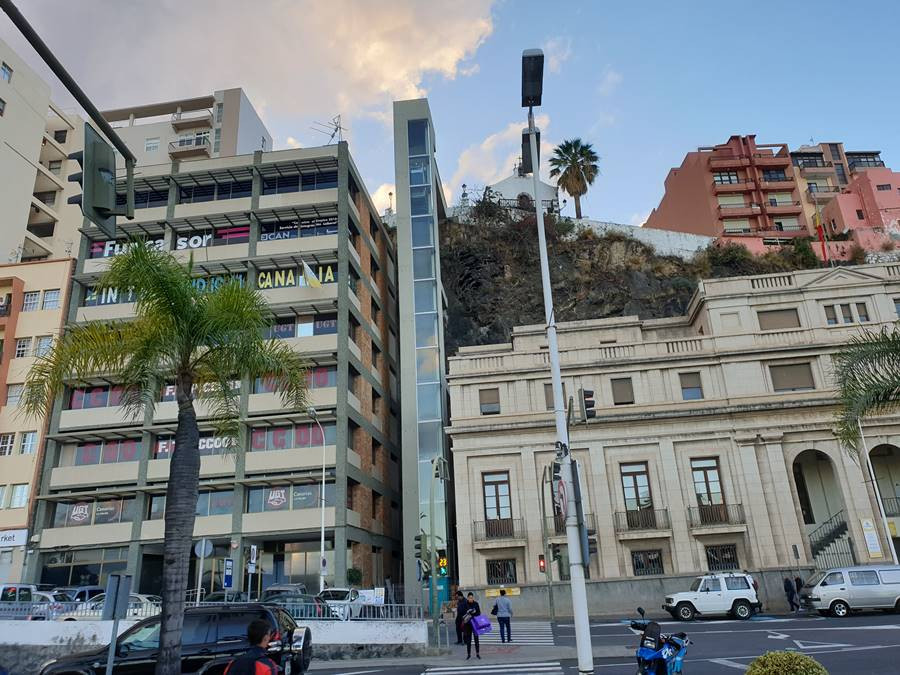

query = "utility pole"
[[539, 465, 556, 621], [522, 48, 593, 674]]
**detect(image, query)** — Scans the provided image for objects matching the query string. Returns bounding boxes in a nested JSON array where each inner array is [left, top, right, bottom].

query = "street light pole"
[[309, 407, 328, 592], [522, 48, 593, 674]]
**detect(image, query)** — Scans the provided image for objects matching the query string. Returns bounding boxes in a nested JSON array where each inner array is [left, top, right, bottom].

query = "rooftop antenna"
[[310, 115, 347, 144]]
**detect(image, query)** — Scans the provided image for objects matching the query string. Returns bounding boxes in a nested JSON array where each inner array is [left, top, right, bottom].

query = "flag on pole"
[[814, 212, 830, 263], [301, 260, 322, 288]]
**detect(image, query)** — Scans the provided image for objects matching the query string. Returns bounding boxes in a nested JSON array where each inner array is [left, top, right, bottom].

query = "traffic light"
[[550, 543, 561, 561], [538, 554, 546, 574], [437, 549, 448, 577], [579, 388, 596, 423], [414, 533, 426, 559], [551, 461, 562, 483], [68, 122, 118, 237], [585, 529, 598, 558]]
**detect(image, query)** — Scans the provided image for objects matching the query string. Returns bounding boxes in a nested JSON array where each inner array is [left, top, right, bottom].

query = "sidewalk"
[[309, 643, 632, 670]]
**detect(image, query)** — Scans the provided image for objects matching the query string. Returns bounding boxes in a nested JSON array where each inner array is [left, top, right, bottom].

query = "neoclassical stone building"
[[447, 265, 900, 600]]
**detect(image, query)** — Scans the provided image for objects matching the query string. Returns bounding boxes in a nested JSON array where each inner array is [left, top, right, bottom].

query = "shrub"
[[848, 244, 867, 265], [347, 567, 363, 586], [881, 240, 896, 252], [746, 651, 828, 675]]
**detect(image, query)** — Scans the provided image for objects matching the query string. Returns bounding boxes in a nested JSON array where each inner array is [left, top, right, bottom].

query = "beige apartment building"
[[447, 264, 900, 613]]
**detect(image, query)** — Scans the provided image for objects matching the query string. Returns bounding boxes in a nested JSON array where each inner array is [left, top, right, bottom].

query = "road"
[[310, 612, 900, 674]]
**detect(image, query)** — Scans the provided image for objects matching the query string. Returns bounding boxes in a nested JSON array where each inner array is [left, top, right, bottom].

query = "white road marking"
[[766, 630, 790, 639], [792, 639, 852, 649], [709, 658, 749, 671], [332, 671, 384, 675]]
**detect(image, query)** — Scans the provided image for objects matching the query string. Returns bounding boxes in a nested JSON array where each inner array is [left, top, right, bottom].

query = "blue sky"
[[4, 0, 899, 224]]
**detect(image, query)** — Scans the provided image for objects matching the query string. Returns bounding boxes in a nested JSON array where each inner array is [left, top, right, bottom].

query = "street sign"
[[101, 574, 132, 621], [555, 478, 568, 519], [194, 539, 213, 558], [250, 544, 258, 564], [224, 559, 234, 589], [320, 556, 328, 575]]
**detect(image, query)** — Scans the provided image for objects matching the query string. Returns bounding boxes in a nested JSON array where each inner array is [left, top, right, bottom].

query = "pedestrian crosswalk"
[[475, 620, 555, 645], [423, 661, 563, 675]]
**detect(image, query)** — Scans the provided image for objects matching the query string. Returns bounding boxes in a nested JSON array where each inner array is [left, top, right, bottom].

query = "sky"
[[4, 0, 900, 225]]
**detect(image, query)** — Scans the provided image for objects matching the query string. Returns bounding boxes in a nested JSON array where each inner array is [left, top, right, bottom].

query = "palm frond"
[[832, 327, 900, 448]]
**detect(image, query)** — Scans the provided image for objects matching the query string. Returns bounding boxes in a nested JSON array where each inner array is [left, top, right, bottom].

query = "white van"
[[799, 565, 900, 617]]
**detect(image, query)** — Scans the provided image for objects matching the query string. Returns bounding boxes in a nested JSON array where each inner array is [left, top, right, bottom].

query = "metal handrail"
[[688, 503, 745, 527], [765, 200, 802, 207], [472, 518, 526, 542], [808, 186, 841, 194], [809, 509, 850, 558], [795, 160, 833, 168], [614, 508, 671, 532], [719, 203, 760, 210], [169, 136, 210, 151]]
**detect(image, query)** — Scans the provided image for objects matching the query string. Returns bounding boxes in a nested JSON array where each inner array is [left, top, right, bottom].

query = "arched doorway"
[[869, 444, 900, 559], [792, 449, 854, 568]]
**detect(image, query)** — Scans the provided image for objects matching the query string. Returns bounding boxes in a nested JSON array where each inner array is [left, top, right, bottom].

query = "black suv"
[[39, 604, 312, 674]]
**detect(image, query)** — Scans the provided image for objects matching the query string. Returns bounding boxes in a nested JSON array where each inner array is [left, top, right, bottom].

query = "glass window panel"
[[415, 347, 440, 384], [416, 383, 441, 421], [208, 491, 234, 515], [414, 281, 436, 312], [413, 248, 435, 280], [411, 215, 434, 248], [292, 484, 318, 509], [417, 420, 442, 459], [415, 313, 438, 348], [409, 156, 430, 186], [407, 119, 428, 156], [264, 487, 291, 511], [195, 492, 210, 517], [410, 186, 432, 217], [247, 488, 264, 513]]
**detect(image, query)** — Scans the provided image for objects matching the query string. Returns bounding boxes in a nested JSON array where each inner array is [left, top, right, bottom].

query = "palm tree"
[[549, 138, 599, 220], [833, 327, 900, 447], [23, 241, 309, 675]]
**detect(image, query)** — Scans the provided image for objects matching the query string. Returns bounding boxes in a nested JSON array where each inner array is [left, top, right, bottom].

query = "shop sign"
[[257, 263, 336, 289], [266, 488, 289, 509], [69, 503, 92, 524], [0, 529, 27, 548], [90, 239, 165, 259]]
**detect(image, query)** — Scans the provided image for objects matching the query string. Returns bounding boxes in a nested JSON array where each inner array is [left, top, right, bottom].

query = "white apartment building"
[[447, 265, 900, 614]]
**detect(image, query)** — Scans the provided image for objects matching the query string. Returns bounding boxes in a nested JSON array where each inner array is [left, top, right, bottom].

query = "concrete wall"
[[575, 219, 714, 259]]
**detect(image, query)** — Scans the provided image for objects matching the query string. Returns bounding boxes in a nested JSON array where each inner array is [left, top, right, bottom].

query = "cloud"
[[630, 211, 649, 228], [542, 36, 573, 74], [285, 137, 302, 149], [449, 114, 554, 201], [597, 66, 623, 96], [371, 183, 396, 214], [4, 0, 495, 135]]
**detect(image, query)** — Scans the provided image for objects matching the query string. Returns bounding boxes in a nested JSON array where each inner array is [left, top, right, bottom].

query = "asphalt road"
[[310, 611, 900, 674]]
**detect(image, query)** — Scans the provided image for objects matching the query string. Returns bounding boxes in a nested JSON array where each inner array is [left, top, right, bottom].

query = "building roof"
[[102, 95, 217, 122]]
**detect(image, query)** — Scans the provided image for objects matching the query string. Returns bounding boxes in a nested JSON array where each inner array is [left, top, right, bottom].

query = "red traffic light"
[[538, 554, 546, 573]]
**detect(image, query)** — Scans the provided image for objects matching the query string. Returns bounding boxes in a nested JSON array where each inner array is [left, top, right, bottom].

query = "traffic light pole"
[[527, 108, 593, 674], [538, 465, 556, 621]]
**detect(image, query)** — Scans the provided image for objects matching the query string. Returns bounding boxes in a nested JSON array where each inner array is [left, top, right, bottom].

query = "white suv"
[[663, 572, 761, 621]]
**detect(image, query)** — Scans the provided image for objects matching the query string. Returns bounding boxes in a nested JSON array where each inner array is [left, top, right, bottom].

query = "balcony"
[[848, 159, 885, 171], [759, 178, 794, 190], [797, 161, 834, 177], [171, 111, 213, 132], [688, 503, 746, 528], [169, 137, 211, 159], [807, 186, 841, 198], [614, 508, 671, 533], [709, 154, 750, 169], [472, 518, 526, 543], [752, 152, 791, 167], [712, 179, 755, 194], [717, 203, 761, 217], [545, 513, 596, 537], [763, 200, 803, 215]]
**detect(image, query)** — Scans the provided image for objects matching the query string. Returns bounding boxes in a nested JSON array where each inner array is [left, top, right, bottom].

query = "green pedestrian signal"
[[68, 122, 118, 237]]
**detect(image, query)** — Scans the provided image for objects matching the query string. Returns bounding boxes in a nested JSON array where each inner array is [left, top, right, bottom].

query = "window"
[[215, 102, 224, 123], [895, 299, 900, 317], [679, 372, 703, 400], [757, 308, 801, 330], [0, 98, 5, 116], [722, 219, 751, 234], [702, 578, 722, 592], [9, 484, 29, 509], [849, 570, 880, 586], [856, 303, 870, 322], [479, 388, 500, 415], [246, 483, 335, 513], [213, 128, 221, 153], [144, 137, 160, 152], [828, 143, 842, 160], [824, 303, 867, 324], [770, 362, 815, 392], [835, 163, 848, 184], [486, 559, 517, 585], [691, 457, 723, 505], [22, 291, 40, 311], [53, 129, 67, 143], [5, 384, 23, 406], [713, 171, 740, 185], [762, 169, 787, 182], [48, 160, 62, 175], [543, 382, 567, 410], [0, 434, 13, 456], [33, 336, 53, 357], [856, 210, 865, 220], [0, 486, 4, 508], [0, 62, 11, 82], [824, 305, 838, 325], [821, 571, 844, 586], [725, 576, 750, 590], [20, 431, 37, 455], [73, 438, 140, 465], [631, 550, 664, 576], [14, 338, 31, 358], [876, 184, 891, 191], [482, 472, 512, 522], [67, 385, 125, 410], [705, 544, 739, 571], [611, 377, 634, 405]]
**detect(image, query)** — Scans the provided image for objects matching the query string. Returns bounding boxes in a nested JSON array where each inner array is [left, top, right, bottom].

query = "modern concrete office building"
[[24, 142, 402, 596], [447, 264, 900, 613], [393, 99, 453, 595]]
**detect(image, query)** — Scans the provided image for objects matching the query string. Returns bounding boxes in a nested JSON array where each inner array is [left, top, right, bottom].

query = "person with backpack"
[[224, 618, 280, 674], [461, 592, 482, 660], [494, 588, 513, 643]]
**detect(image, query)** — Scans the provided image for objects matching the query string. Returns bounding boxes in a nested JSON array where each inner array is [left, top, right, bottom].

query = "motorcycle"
[[630, 606, 691, 674]]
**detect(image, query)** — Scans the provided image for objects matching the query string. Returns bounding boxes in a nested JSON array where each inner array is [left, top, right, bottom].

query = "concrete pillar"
[[657, 438, 693, 573], [733, 435, 780, 568], [520, 445, 543, 584], [760, 434, 801, 567], [587, 441, 619, 578]]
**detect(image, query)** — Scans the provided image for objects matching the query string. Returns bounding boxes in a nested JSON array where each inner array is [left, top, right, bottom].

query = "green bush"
[[746, 651, 828, 674], [347, 567, 363, 586]]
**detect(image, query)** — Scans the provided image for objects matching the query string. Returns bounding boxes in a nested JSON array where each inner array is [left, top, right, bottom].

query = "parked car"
[[663, 572, 761, 621], [57, 592, 161, 621], [799, 564, 900, 617], [267, 592, 339, 620], [0, 583, 39, 620], [30, 591, 74, 620], [260, 583, 308, 600], [317, 588, 364, 620], [38, 603, 313, 674], [202, 591, 249, 603], [52, 585, 105, 603]]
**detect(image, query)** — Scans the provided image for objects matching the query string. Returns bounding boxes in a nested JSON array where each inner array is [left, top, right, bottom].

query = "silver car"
[[799, 565, 900, 617]]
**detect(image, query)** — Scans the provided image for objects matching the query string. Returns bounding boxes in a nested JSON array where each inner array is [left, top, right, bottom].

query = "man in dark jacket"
[[454, 591, 466, 644], [783, 577, 799, 612], [225, 618, 280, 675]]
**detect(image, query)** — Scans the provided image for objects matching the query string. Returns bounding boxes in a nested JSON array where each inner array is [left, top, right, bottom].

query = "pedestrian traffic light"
[[579, 388, 596, 423], [551, 460, 562, 483], [585, 529, 598, 558], [68, 122, 118, 238], [550, 543, 561, 561], [437, 549, 448, 577], [538, 554, 546, 573], [414, 534, 426, 559]]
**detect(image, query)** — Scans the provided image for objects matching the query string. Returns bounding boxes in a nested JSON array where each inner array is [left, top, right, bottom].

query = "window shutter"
[[757, 308, 801, 330], [679, 372, 701, 390], [479, 388, 500, 414], [611, 378, 634, 405], [770, 363, 815, 392]]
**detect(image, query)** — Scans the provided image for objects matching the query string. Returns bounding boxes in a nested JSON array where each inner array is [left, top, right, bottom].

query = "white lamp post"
[[308, 406, 328, 592]]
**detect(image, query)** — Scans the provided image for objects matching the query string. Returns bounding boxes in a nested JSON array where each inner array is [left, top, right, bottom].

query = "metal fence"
[[472, 518, 526, 542], [614, 508, 670, 532], [0, 600, 160, 621], [688, 503, 746, 527]]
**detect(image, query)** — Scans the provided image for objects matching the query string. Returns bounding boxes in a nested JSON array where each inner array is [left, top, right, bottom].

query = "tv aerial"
[[311, 115, 347, 144]]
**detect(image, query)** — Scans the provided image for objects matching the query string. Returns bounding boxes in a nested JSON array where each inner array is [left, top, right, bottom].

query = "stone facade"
[[447, 264, 900, 605]]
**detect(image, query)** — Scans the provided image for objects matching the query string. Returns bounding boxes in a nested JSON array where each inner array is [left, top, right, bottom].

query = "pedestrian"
[[495, 588, 513, 643], [454, 590, 466, 645], [224, 618, 279, 674], [783, 577, 799, 612], [462, 592, 482, 660]]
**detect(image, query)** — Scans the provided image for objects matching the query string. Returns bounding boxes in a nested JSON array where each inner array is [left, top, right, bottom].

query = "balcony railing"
[[169, 137, 211, 155], [794, 160, 832, 168], [765, 200, 802, 207], [849, 160, 885, 169], [719, 202, 760, 210], [883, 497, 900, 517], [688, 503, 745, 527], [808, 186, 841, 195], [496, 197, 560, 213], [545, 513, 596, 536], [614, 508, 671, 532], [472, 518, 526, 542]]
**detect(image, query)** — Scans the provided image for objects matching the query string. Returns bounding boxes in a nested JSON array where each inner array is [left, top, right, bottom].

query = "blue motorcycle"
[[630, 607, 691, 674]]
